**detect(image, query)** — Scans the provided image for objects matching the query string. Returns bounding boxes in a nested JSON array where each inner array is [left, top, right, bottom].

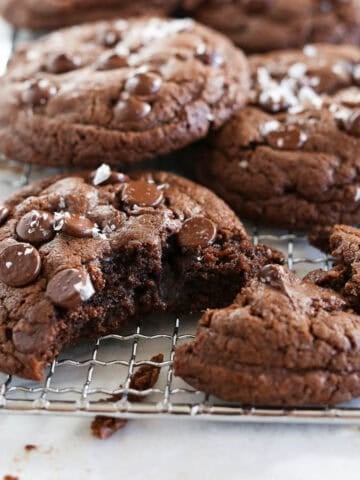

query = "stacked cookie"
[[1, 7, 360, 407]]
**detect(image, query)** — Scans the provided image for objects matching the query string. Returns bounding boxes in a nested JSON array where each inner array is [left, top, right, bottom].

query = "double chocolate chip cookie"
[[0, 17, 249, 168], [308, 224, 360, 313], [186, 0, 360, 53], [196, 44, 360, 231], [175, 264, 360, 406], [0, 165, 281, 380], [0, 0, 180, 30]]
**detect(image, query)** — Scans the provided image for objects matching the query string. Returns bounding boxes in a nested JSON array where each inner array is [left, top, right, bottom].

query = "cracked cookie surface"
[[0, 17, 249, 168], [186, 0, 360, 53], [0, 165, 281, 380], [174, 264, 360, 406], [196, 44, 360, 231], [307, 224, 360, 312]]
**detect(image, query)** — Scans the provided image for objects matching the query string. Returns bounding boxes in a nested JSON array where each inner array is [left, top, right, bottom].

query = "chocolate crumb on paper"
[[91, 417, 128, 440], [91, 353, 164, 439], [24, 444, 37, 452]]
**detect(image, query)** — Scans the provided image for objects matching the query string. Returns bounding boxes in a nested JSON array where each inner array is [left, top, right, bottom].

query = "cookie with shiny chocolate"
[[0, 0, 180, 30], [186, 0, 360, 53], [0, 17, 249, 168], [0, 165, 281, 380], [307, 224, 360, 313], [174, 264, 360, 406], [196, 44, 360, 231]]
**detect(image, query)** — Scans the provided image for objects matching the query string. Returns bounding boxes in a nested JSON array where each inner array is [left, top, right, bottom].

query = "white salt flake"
[[5, 262, 12, 269], [288, 63, 307, 80], [298, 86, 323, 109], [355, 187, 360, 202], [303, 45, 318, 57], [93, 164, 112, 186], [260, 120, 281, 136], [239, 160, 248, 169], [74, 274, 95, 302]]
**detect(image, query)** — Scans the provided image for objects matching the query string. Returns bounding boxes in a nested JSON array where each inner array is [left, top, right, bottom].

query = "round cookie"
[[0, 17, 249, 168], [186, 0, 360, 53], [196, 44, 360, 231], [175, 264, 360, 406], [0, 0, 181, 30], [0, 165, 281, 380]]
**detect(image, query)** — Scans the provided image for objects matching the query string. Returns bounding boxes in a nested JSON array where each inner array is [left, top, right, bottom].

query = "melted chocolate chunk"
[[96, 51, 129, 70], [114, 97, 152, 122], [125, 73, 162, 96], [45, 53, 79, 74], [16, 210, 54, 244], [62, 214, 95, 238], [122, 180, 163, 207], [0, 206, 10, 226], [0, 243, 41, 287], [177, 216, 217, 249], [46, 268, 94, 309]]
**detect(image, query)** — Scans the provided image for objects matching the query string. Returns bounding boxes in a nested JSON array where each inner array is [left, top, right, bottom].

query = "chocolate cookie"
[[174, 264, 360, 406], [307, 224, 360, 313], [0, 0, 180, 30], [0, 165, 281, 380], [0, 18, 248, 168], [196, 44, 360, 231], [186, 0, 360, 53]]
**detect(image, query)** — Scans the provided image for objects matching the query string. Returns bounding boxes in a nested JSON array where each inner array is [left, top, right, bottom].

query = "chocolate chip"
[[265, 125, 307, 150], [21, 79, 57, 107], [16, 210, 54, 245], [122, 180, 163, 207], [114, 98, 151, 122], [0, 206, 10, 226], [46, 268, 95, 309], [62, 214, 95, 238], [0, 243, 41, 287], [177, 217, 217, 249], [125, 73, 162, 96], [45, 53, 79, 74], [346, 110, 360, 137], [196, 50, 223, 68], [96, 51, 129, 71]]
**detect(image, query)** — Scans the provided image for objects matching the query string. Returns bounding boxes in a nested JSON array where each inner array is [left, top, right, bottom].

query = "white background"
[[2, 415, 360, 479]]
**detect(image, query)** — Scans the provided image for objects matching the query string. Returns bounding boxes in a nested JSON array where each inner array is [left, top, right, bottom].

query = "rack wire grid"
[[1, 21, 360, 425]]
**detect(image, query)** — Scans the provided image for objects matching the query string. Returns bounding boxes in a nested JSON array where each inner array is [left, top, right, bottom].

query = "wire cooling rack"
[[1, 22, 360, 425]]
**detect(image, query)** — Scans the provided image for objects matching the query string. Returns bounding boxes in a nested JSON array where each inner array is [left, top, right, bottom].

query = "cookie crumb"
[[24, 444, 37, 452], [91, 417, 128, 440], [3, 475, 19, 480], [129, 353, 164, 400], [90, 353, 164, 439]]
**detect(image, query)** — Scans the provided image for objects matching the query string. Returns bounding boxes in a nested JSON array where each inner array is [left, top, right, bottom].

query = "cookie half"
[[0, 165, 281, 380], [307, 224, 360, 313], [187, 0, 360, 53], [0, 17, 249, 167], [196, 44, 360, 231], [175, 264, 360, 406], [0, 0, 180, 30]]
